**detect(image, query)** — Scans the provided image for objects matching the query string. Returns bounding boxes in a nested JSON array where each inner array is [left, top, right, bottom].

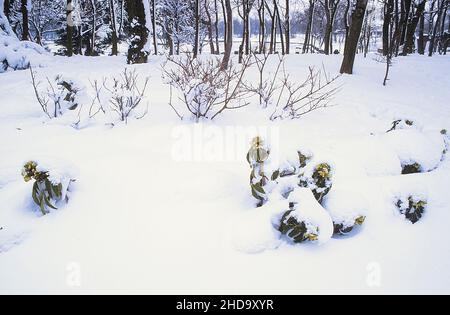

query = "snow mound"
[[231, 200, 284, 253], [382, 129, 445, 172], [0, 8, 49, 73], [323, 189, 368, 229], [287, 188, 334, 244]]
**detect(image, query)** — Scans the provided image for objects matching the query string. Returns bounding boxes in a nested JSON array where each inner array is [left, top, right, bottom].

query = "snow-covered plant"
[[163, 53, 252, 122], [396, 196, 427, 224], [279, 207, 319, 243], [102, 68, 149, 123], [247, 137, 275, 207], [401, 162, 422, 175], [21, 161, 75, 216], [299, 163, 333, 204], [30, 68, 81, 119], [323, 190, 367, 236], [387, 119, 415, 133], [278, 188, 334, 244]]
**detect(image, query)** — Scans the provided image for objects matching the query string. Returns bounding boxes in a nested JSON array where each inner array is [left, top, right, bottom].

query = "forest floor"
[[0, 53, 449, 294]]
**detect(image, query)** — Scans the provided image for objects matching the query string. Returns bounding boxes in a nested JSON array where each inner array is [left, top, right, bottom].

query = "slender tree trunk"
[[417, 8, 425, 54], [214, 0, 220, 54], [344, 0, 350, 45], [258, 0, 266, 53], [67, 0, 74, 57], [429, 0, 445, 56], [403, 0, 426, 55], [400, 0, 412, 46], [221, 0, 228, 52], [274, 0, 285, 54], [152, 0, 157, 55], [205, 0, 216, 54], [340, 0, 368, 74], [382, 0, 394, 56], [194, 0, 200, 58], [21, 0, 29, 40], [285, 0, 290, 54], [110, 0, 118, 56], [303, 0, 315, 53], [221, 0, 233, 70], [89, 0, 97, 56]]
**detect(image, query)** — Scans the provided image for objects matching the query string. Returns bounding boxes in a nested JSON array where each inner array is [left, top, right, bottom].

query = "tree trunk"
[[21, 0, 29, 40], [403, 0, 426, 55], [152, 0, 157, 55], [303, 0, 315, 53], [205, 0, 216, 54], [67, 0, 74, 57], [258, 0, 266, 53], [89, 0, 97, 56], [382, 0, 394, 56], [429, 0, 446, 56], [285, 0, 290, 54], [221, 0, 233, 70], [214, 0, 220, 54], [110, 0, 118, 56], [340, 0, 368, 74], [417, 8, 425, 54], [194, 0, 200, 58], [125, 0, 149, 64]]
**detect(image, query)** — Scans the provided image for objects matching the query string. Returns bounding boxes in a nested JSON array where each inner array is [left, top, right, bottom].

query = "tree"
[[109, 0, 119, 55], [67, 0, 74, 56], [321, 0, 341, 55], [340, 0, 368, 74], [220, 0, 232, 70], [402, 0, 426, 55], [20, 0, 29, 40], [194, 0, 200, 58], [126, 0, 149, 63]]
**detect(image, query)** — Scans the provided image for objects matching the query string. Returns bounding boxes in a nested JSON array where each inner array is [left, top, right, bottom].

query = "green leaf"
[[44, 195, 58, 210], [252, 182, 265, 195]]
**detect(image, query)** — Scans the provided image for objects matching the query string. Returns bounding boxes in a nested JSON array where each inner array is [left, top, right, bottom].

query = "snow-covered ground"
[[1, 53, 450, 294]]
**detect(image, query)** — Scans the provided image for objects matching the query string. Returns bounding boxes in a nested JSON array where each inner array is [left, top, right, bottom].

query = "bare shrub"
[[246, 53, 341, 121], [102, 68, 149, 124], [162, 53, 253, 122], [30, 67, 81, 119]]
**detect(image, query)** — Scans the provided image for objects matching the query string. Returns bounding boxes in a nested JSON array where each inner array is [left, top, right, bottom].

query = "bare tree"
[[221, 0, 233, 70]]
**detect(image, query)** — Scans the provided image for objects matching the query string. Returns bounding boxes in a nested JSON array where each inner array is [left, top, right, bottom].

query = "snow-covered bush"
[[383, 129, 446, 174], [299, 163, 333, 204], [0, 4, 48, 73], [395, 196, 427, 224], [21, 160, 75, 216], [162, 53, 252, 122], [101, 68, 149, 124], [278, 189, 334, 244], [30, 69, 82, 119], [323, 190, 367, 235]]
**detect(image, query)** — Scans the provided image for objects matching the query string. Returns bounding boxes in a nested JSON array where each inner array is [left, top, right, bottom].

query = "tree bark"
[[340, 0, 368, 74], [125, 0, 149, 64], [285, 0, 290, 54], [194, 0, 200, 58], [382, 0, 394, 56], [152, 0, 157, 55], [110, 0, 118, 56], [221, 0, 233, 70], [21, 0, 29, 40]]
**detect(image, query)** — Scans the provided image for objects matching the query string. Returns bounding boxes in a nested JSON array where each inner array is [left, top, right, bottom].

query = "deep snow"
[[0, 53, 450, 294]]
